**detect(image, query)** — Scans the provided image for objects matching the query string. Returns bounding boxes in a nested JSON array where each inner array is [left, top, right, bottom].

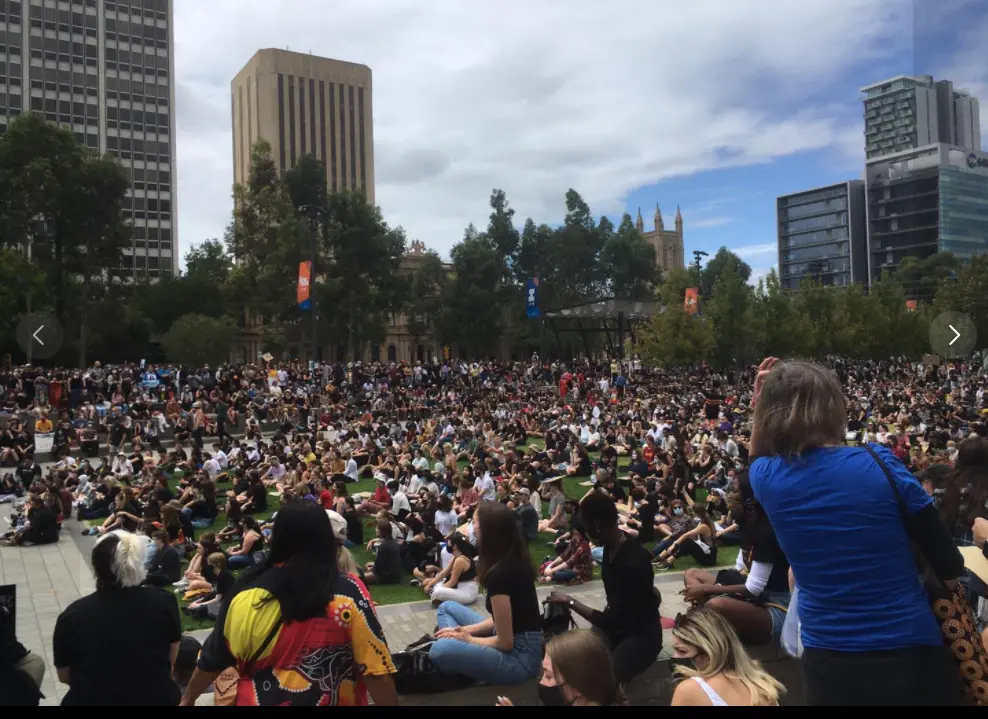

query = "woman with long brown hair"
[[428, 502, 542, 684]]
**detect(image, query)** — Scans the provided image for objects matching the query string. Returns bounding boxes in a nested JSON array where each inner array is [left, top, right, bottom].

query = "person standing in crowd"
[[191, 402, 206, 450], [362, 520, 402, 586], [546, 491, 662, 686], [429, 502, 542, 684], [497, 629, 621, 707], [53, 532, 182, 705], [670, 608, 784, 706], [749, 358, 966, 706], [181, 501, 397, 706]]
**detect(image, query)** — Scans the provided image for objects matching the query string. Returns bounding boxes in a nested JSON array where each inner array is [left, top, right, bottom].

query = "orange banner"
[[684, 287, 699, 315], [297, 261, 312, 310], [905, 299, 917, 311]]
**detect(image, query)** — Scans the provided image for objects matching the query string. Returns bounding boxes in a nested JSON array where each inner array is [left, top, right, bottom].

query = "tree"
[[705, 263, 755, 369], [601, 214, 660, 300], [639, 267, 714, 366], [161, 314, 237, 366], [0, 113, 132, 365], [750, 270, 811, 359], [699, 247, 751, 299], [406, 251, 448, 351], [321, 190, 407, 360]]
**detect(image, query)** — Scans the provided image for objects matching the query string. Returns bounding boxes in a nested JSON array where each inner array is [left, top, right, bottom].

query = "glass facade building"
[[777, 181, 867, 289], [865, 145, 988, 282]]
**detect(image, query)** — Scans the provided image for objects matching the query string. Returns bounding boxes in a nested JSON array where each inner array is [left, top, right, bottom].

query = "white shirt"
[[412, 456, 429, 471], [719, 439, 739, 458], [473, 474, 496, 502], [391, 490, 411, 516], [246, 447, 261, 463], [344, 458, 359, 482], [203, 458, 222, 479], [434, 509, 458, 537], [214, 449, 229, 469]]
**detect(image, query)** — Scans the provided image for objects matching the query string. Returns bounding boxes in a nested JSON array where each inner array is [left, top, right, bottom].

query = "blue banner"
[[526, 277, 541, 318]]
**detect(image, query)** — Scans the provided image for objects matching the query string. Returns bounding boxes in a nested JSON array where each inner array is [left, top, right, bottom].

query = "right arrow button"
[[949, 324, 961, 346]]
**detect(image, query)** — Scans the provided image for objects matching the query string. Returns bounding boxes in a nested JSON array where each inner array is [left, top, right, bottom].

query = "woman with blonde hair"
[[748, 358, 965, 706], [497, 629, 621, 706], [670, 608, 783, 706]]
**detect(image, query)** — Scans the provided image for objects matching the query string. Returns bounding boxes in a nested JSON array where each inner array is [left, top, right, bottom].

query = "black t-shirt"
[[595, 537, 660, 641], [744, 517, 790, 594], [248, 483, 267, 512], [484, 558, 540, 635], [372, 538, 402, 583], [636, 501, 658, 543], [214, 569, 235, 597], [52, 586, 182, 706]]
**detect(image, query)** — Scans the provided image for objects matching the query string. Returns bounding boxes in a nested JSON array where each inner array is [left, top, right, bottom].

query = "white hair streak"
[[97, 530, 148, 588]]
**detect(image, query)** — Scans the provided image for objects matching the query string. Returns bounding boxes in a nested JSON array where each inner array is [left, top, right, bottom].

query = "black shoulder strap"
[[862, 443, 909, 526], [242, 617, 283, 678]]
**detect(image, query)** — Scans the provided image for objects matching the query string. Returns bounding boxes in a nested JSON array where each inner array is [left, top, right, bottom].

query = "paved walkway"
[[0, 504, 96, 706]]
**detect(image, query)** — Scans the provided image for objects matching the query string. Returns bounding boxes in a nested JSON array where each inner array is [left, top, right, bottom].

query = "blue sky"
[[617, 0, 988, 284], [177, 0, 988, 277]]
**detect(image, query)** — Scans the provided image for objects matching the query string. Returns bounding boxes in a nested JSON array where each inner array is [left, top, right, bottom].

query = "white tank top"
[[692, 677, 728, 706]]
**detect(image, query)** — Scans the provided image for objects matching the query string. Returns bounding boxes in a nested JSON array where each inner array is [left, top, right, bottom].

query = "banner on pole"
[[684, 287, 699, 315], [526, 277, 541, 318], [297, 261, 312, 311]]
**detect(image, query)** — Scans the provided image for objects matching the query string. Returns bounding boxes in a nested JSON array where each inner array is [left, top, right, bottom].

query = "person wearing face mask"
[[545, 492, 662, 686], [496, 630, 621, 706], [670, 608, 784, 706]]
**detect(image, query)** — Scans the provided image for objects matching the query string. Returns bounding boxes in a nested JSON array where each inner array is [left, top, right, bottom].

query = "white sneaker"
[[173, 579, 189, 588]]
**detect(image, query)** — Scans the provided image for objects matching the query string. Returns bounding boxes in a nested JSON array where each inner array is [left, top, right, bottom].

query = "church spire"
[[654, 203, 664, 232], [675, 205, 683, 231], [635, 207, 644, 233]]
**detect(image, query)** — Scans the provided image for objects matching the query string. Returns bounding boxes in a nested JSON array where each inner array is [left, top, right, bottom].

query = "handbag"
[[213, 617, 283, 707], [865, 445, 988, 705], [541, 600, 576, 640], [392, 636, 474, 695]]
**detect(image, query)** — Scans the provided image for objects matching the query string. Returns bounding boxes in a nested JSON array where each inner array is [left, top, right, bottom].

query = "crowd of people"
[[0, 352, 986, 706]]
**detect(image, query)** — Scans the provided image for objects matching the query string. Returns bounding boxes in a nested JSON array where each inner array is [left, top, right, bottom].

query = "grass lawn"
[[91, 442, 737, 631]]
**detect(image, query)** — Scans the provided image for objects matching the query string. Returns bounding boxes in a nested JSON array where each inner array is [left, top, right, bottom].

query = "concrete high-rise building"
[[0, 0, 178, 279], [231, 49, 374, 204], [776, 181, 868, 289], [635, 204, 684, 274], [862, 75, 981, 160], [865, 144, 988, 282]]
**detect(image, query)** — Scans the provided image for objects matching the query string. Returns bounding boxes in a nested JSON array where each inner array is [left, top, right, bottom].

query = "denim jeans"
[[181, 507, 212, 530], [227, 553, 255, 570], [552, 569, 578, 583], [429, 601, 543, 685]]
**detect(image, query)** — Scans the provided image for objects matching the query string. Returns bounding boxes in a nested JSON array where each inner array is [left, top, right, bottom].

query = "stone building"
[[636, 204, 684, 275]]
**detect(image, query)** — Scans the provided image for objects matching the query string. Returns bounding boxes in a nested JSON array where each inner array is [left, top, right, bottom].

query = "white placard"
[[34, 432, 54, 454]]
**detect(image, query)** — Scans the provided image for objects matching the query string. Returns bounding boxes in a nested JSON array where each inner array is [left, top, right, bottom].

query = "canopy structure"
[[540, 298, 663, 358], [543, 298, 660, 321]]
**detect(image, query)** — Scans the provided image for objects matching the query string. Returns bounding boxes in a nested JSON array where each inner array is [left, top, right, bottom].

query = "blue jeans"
[[552, 569, 579, 583], [181, 507, 212, 530], [429, 601, 542, 685], [227, 553, 255, 570]]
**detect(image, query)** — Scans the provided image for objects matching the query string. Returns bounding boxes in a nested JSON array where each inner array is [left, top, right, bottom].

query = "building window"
[[298, 78, 305, 155], [288, 75, 296, 167], [348, 85, 356, 191], [329, 82, 337, 191], [277, 73, 286, 170], [358, 86, 366, 194]]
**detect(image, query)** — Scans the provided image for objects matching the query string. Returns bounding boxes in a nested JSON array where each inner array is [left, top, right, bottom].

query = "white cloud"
[[690, 217, 734, 230], [748, 267, 775, 288], [172, 0, 915, 261], [732, 243, 779, 259]]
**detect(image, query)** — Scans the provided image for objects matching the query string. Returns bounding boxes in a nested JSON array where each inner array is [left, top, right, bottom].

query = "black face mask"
[[538, 682, 571, 707], [668, 657, 697, 674]]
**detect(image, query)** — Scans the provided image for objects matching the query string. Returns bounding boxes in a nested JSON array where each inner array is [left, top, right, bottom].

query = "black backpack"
[[541, 601, 576, 641], [392, 636, 474, 695]]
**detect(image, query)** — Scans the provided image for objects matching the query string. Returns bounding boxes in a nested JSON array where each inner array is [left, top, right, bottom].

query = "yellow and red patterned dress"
[[197, 572, 395, 706]]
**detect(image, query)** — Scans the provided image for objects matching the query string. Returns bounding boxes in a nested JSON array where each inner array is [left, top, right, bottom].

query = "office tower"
[[865, 144, 988, 282], [231, 49, 374, 204], [776, 181, 868, 289], [0, 0, 178, 279], [862, 75, 981, 160]]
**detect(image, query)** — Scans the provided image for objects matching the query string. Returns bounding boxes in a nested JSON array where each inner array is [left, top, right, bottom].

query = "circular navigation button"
[[929, 311, 977, 359], [15, 312, 64, 361]]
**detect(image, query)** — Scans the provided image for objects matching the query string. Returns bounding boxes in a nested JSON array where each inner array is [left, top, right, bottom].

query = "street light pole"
[[300, 205, 324, 364]]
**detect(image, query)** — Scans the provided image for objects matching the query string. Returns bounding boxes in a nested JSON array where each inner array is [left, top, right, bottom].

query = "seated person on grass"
[[363, 520, 402, 585], [184, 553, 235, 620]]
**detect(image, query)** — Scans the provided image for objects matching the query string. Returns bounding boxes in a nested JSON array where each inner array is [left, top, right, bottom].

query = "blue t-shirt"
[[750, 443, 941, 651]]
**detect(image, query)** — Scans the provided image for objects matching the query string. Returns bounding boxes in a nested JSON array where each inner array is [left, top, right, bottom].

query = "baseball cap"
[[326, 510, 348, 543], [517, 487, 531, 496]]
